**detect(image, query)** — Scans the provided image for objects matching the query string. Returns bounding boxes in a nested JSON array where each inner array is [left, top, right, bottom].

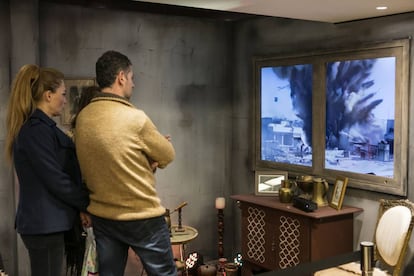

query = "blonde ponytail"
[[5, 64, 64, 163]]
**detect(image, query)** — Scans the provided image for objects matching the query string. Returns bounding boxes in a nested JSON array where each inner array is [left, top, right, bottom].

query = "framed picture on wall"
[[61, 78, 96, 125]]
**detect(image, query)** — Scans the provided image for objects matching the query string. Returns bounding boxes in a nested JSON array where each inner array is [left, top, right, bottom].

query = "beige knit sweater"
[[75, 94, 175, 220]]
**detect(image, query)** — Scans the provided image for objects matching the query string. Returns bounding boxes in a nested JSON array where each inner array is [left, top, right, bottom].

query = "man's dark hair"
[[95, 50, 132, 88]]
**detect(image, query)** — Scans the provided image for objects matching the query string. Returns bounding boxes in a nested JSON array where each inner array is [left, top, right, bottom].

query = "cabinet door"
[[241, 203, 275, 270], [241, 203, 310, 271], [276, 211, 310, 269]]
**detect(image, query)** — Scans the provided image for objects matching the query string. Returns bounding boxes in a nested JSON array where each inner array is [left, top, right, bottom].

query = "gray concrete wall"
[[231, 12, 414, 259], [3, 1, 235, 274], [5, 1, 40, 275], [3, 0, 414, 274], [38, 0, 234, 264], [0, 1, 16, 275]]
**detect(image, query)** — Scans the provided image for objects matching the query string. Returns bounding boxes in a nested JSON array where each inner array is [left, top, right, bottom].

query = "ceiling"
[[134, 0, 414, 23]]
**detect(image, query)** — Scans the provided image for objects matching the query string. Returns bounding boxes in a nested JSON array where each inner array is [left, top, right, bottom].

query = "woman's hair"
[[5, 64, 64, 162], [70, 85, 101, 129]]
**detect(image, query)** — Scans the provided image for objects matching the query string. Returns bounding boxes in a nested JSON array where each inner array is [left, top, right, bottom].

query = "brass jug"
[[296, 175, 314, 198], [279, 180, 295, 203], [312, 177, 329, 207]]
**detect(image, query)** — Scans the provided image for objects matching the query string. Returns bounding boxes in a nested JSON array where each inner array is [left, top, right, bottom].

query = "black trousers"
[[21, 232, 65, 276]]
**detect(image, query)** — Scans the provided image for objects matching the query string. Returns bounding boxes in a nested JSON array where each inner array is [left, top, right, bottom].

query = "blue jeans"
[[20, 232, 65, 276], [91, 215, 176, 276]]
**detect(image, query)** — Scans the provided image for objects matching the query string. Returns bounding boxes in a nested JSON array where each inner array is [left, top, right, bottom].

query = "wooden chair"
[[373, 199, 414, 276]]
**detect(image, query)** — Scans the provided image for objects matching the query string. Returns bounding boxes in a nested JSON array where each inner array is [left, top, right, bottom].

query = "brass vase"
[[279, 187, 294, 203]]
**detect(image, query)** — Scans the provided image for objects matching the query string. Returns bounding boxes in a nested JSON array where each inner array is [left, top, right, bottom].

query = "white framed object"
[[255, 170, 288, 196]]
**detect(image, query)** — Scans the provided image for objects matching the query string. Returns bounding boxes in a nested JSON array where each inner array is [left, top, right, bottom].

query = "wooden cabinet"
[[231, 194, 363, 275]]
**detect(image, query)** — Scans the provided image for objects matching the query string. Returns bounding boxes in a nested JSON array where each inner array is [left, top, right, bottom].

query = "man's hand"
[[151, 161, 159, 172], [146, 135, 171, 173]]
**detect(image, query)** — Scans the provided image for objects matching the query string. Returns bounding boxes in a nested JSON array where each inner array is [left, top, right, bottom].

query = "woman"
[[5, 64, 90, 276]]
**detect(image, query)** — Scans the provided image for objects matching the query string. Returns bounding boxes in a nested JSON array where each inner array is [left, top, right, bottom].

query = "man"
[[75, 50, 176, 275]]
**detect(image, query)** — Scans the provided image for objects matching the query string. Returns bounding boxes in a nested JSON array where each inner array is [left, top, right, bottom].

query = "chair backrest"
[[374, 199, 414, 276]]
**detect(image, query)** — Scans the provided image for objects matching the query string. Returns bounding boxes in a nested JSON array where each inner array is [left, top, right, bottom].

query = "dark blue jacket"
[[13, 109, 89, 235]]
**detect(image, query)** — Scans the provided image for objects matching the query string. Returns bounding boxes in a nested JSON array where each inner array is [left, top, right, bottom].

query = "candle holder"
[[171, 202, 188, 232], [218, 208, 224, 258], [176, 207, 185, 232]]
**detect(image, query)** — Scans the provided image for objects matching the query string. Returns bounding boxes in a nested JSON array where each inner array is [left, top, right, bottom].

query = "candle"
[[215, 197, 226, 209]]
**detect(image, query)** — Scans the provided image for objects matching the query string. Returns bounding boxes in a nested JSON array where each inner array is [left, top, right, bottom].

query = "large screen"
[[261, 65, 313, 167], [325, 57, 395, 177], [254, 39, 409, 195]]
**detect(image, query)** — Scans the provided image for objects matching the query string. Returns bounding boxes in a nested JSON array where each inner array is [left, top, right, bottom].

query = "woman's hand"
[[80, 212, 92, 228]]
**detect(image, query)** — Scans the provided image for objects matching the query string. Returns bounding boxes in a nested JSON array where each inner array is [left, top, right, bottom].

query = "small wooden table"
[[170, 225, 198, 265]]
